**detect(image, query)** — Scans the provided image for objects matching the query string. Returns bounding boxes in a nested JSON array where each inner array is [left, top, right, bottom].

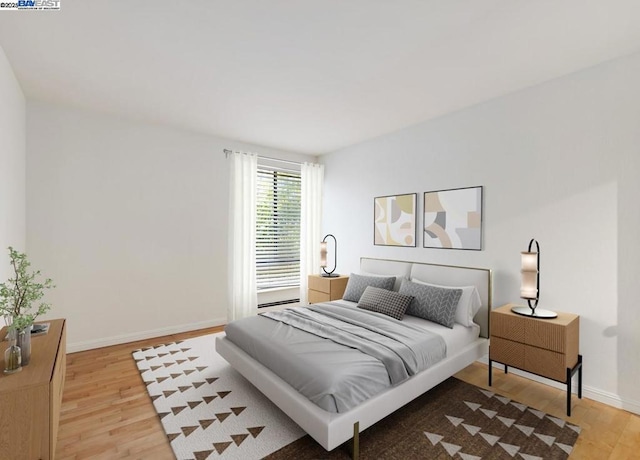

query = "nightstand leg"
[[578, 354, 583, 399], [488, 359, 492, 386], [566, 355, 583, 416], [566, 367, 572, 417]]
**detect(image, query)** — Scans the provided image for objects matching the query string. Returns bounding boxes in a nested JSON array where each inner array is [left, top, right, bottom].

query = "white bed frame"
[[216, 258, 492, 454]]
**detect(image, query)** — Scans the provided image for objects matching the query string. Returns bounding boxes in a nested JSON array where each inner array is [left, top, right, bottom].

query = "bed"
[[216, 257, 492, 455]]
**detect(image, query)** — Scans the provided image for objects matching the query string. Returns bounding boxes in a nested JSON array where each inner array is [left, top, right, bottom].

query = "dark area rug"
[[265, 377, 580, 460]]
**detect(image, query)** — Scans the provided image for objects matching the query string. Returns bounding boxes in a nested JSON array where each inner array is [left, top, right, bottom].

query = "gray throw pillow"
[[342, 273, 396, 302], [357, 286, 413, 320], [399, 279, 462, 328]]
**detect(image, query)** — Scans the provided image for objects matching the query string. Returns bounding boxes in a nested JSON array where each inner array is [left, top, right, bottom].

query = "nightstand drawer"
[[525, 346, 567, 381], [491, 311, 526, 342], [309, 289, 330, 304], [526, 316, 578, 354], [490, 337, 525, 369], [491, 306, 579, 354], [309, 275, 332, 294]]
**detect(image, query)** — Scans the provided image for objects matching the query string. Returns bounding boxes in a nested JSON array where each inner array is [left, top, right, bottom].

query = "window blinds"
[[256, 166, 301, 290]]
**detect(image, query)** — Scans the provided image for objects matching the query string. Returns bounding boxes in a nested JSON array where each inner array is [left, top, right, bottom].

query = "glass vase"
[[16, 327, 31, 366], [4, 327, 22, 374]]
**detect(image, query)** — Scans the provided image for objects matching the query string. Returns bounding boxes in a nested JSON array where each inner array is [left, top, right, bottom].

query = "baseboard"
[[66, 317, 227, 353], [479, 357, 640, 416], [581, 384, 640, 415]]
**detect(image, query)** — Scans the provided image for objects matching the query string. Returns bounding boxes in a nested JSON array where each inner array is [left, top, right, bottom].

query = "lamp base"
[[511, 305, 558, 319], [321, 273, 340, 278]]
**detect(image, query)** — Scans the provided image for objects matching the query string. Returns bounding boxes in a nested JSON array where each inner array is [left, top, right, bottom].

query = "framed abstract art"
[[423, 186, 483, 250], [374, 193, 417, 247]]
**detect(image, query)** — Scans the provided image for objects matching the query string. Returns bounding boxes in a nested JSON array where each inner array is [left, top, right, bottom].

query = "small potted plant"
[[0, 247, 54, 365]]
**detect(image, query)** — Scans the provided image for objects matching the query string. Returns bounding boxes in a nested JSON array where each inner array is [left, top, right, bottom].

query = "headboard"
[[360, 257, 492, 338]]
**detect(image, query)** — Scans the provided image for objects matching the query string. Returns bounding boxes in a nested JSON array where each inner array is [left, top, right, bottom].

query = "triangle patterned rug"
[[132, 333, 305, 460], [266, 377, 581, 459], [134, 333, 581, 460]]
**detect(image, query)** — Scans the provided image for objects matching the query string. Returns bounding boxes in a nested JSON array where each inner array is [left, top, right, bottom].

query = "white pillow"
[[360, 271, 407, 292], [411, 278, 481, 327]]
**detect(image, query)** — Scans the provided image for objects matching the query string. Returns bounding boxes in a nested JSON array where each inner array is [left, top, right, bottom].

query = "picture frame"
[[423, 186, 483, 250], [374, 193, 417, 247]]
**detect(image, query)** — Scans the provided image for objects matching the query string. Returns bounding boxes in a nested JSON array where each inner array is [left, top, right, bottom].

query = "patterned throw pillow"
[[357, 286, 413, 320], [342, 273, 396, 302], [360, 271, 407, 291], [399, 279, 463, 328], [412, 279, 482, 327]]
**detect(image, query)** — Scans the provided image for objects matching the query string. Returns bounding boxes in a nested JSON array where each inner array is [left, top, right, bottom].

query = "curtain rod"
[[223, 149, 302, 166]]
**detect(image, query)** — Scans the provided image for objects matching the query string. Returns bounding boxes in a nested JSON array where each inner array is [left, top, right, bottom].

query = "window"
[[256, 165, 301, 298]]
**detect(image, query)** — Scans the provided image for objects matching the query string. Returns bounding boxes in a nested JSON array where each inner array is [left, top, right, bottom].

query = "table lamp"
[[511, 238, 557, 318]]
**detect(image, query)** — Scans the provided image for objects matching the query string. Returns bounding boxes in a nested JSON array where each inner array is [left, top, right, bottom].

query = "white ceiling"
[[1, 1, 639, 154]]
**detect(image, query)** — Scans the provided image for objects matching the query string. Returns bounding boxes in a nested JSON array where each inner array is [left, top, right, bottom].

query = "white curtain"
[[227, 152, 258, 321], [300, 162, 324, 304]]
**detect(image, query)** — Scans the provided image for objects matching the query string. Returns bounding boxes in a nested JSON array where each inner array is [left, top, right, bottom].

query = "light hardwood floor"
[[56, 328, 639, 459], [456, 364, 640, 460], [56, 326, 224, 460]]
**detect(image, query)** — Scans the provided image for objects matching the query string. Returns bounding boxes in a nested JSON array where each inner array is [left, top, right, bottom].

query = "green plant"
[[0, 247, 55, 331]]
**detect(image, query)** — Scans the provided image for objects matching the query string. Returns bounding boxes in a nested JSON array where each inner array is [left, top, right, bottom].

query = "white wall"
[[0, 46, 26, 292], [26, 101, 314, 351], [321, 52, 640, 414]]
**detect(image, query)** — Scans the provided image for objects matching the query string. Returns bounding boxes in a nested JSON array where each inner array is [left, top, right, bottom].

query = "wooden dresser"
[[0, 319, 66, 459], [308, 274, 349, 304], [489, 304, 581, 416]]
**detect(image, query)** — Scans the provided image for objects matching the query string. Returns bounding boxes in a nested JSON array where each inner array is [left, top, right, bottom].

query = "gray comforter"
[[224, 302, 446, 413]]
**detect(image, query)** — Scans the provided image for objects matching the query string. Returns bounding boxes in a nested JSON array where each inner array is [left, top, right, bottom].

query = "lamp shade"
[[520, 251, 539, 300], [320, 234, 338, 277], [521, 251, 538, 272], [320, 242, 328, 268], [520, 270, 538, 299]]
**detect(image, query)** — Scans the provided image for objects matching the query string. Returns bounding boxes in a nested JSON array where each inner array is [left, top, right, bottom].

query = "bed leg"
[[352, 421, 359, 459]]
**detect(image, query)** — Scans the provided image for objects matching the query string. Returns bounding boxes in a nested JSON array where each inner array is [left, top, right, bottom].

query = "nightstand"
[[489, 303, 582, 416], [308, 274, 349, 304]]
